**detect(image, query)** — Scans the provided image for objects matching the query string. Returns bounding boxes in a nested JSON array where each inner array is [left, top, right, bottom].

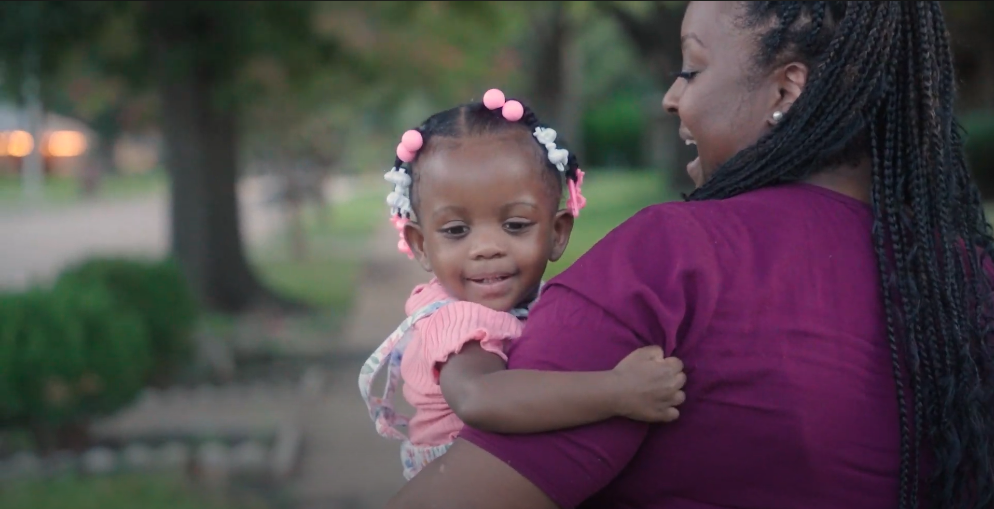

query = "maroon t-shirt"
[[461, 183, 902, 508]]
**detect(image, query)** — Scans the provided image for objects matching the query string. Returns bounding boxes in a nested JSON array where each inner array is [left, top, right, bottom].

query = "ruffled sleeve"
[[417, 301, 523, 382]]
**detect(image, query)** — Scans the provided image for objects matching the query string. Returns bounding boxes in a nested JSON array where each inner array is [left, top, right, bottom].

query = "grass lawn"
[[0, 474, 268, 509], [251, 175, 385, 314], [0, 170, 167, 206], [544, 170, 675, 279]]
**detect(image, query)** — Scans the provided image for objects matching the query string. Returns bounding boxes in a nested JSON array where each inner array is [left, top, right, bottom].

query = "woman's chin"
[[687, 157, 704, 187]]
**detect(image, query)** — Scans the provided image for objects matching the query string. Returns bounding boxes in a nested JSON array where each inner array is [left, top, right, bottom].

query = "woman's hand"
[[611, 346, 687, 422]]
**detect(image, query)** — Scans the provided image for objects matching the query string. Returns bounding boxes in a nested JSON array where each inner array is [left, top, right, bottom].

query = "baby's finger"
[[639, 345, 664, 361], [663, 356, 685, 373], [661, 407, 680, 423], [672, 372, 688, 390], [667, 390, 687, 407]]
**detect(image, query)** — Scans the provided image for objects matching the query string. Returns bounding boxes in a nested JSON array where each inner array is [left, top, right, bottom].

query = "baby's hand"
[[611, 346, 687, 423]]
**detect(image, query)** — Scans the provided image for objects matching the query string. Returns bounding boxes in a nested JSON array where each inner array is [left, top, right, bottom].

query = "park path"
[[0, 177, 284, 290], [0, 175, 432, 508], [291, 220, 431, 509]]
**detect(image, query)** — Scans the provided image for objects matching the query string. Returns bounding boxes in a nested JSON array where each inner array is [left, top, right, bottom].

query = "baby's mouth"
[[467, 274, 511, 285]]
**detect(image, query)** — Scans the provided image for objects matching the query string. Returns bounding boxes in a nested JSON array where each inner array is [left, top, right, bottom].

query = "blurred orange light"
[[45, 130, 87, 158], [6, 130, 34, 158]]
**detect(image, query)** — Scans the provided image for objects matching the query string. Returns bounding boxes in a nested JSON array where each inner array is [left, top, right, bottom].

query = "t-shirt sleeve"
[[459, 204, 723, 508], [418, 301, 523, 382]]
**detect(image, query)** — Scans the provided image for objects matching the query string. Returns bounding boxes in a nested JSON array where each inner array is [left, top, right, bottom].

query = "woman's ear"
[[404, 222, 432, 272], [775, 61, 809, 116], [549, 210, 575, 262]]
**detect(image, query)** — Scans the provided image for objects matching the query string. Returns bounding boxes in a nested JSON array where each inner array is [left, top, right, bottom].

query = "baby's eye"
[[504, 221, 533, 233], [440, 225, 469, 237]]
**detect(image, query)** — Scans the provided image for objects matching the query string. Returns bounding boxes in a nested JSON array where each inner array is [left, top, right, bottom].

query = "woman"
[[387, 2, 994, 508]]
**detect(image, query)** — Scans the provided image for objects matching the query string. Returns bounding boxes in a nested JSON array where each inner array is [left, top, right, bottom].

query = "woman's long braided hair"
[[689, 3, 994, 508]]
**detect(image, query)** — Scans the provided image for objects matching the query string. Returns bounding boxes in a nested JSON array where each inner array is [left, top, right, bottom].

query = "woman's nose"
[[662, 80, 682, 116]]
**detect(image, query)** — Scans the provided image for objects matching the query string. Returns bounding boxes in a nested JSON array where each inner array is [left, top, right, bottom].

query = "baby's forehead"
[[413, 136, 561, 209], [424, 130, 542, 159], [417, 134, 547, 178]]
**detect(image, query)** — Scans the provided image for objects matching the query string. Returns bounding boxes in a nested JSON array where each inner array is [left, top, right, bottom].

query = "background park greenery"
[[2, 2, 994, 508]]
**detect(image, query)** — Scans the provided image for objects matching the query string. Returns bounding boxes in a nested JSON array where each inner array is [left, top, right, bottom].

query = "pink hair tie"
[[390, 215, 414, 259], [567, 168, 587, 217], [502, 100, 523, 122], [396, 130, 423, 163], [483, 89, 505, 109], [483, 88, 523, 122]]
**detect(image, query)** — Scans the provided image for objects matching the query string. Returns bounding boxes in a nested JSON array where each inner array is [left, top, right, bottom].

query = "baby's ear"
[[549, 210, 575, 262], [404, 222, 432, 272]]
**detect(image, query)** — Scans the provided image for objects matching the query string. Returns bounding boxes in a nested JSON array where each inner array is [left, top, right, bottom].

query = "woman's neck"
[[804, 157, 873, 204]]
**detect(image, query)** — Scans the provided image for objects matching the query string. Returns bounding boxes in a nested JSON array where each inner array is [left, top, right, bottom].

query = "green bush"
[[582, 92, 647, 168], [54, 258, 199, 383], [55, 282, 150, 415], [961, 111, 994, 199], [0, 284, 149, 430]]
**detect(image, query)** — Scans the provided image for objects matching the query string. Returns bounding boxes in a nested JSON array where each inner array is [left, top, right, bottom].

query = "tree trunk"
[[79, 136, 112, 198], [526, 2, 585, 158], [153, 47, 296, 313]]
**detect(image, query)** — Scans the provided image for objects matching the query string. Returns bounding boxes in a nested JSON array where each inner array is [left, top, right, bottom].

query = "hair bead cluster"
[[382, 88, 588, 258]]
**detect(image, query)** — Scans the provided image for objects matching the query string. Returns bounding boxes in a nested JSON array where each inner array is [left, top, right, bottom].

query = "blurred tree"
[[517, 2, 586, 156], [0, 2, 341, 312], [0, 1, 530, 312], [594, 0, 693, 190]]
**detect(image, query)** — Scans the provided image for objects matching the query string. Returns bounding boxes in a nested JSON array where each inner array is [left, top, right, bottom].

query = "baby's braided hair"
[[383, 90, 586, 258]]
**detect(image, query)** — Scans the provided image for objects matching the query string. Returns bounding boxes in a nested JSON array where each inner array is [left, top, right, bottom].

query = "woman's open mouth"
[[683, 137, 701, 179]]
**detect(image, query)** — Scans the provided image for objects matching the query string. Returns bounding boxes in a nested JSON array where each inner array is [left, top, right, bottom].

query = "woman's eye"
[[674, 70, 700, 82]]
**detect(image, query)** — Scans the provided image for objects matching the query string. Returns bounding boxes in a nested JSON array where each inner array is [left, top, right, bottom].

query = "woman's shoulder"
[[570, 201, 722, 270], [549, 201, 725, 307]]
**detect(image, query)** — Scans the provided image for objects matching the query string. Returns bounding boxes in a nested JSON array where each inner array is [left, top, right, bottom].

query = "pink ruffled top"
[[399, 278, 524, 447]]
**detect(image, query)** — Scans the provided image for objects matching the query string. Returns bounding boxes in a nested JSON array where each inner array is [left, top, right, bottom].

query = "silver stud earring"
[[771, 111, 784, 124]]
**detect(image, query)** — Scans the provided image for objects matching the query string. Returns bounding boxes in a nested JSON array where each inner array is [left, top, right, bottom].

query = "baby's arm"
[[439, 342, 686, 434]]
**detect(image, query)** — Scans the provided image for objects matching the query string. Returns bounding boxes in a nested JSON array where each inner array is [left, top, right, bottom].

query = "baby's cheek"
[[518, 245, 550, 282]]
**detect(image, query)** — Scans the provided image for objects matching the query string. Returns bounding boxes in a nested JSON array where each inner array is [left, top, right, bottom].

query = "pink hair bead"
[[396, 143, 416, 163], [401, 130, 423, 152], [483, 89, 506, 110], [502, 100, 524, 122]]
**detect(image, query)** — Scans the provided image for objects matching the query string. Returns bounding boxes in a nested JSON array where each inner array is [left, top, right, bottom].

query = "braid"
[[395, 97, 582, 218], [692, 3, 994, 508]]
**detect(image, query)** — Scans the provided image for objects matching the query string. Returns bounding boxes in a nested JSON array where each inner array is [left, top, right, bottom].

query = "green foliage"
[[51, 281, 150, 415], [0, 289, 85, 425], [582, 92, 648, 168], [0, 2, 114, 93], [54, 258, 199, 382], [961, 112, 994, 199], [0, 473, 269, 509], [0, 283, 148, 428]]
